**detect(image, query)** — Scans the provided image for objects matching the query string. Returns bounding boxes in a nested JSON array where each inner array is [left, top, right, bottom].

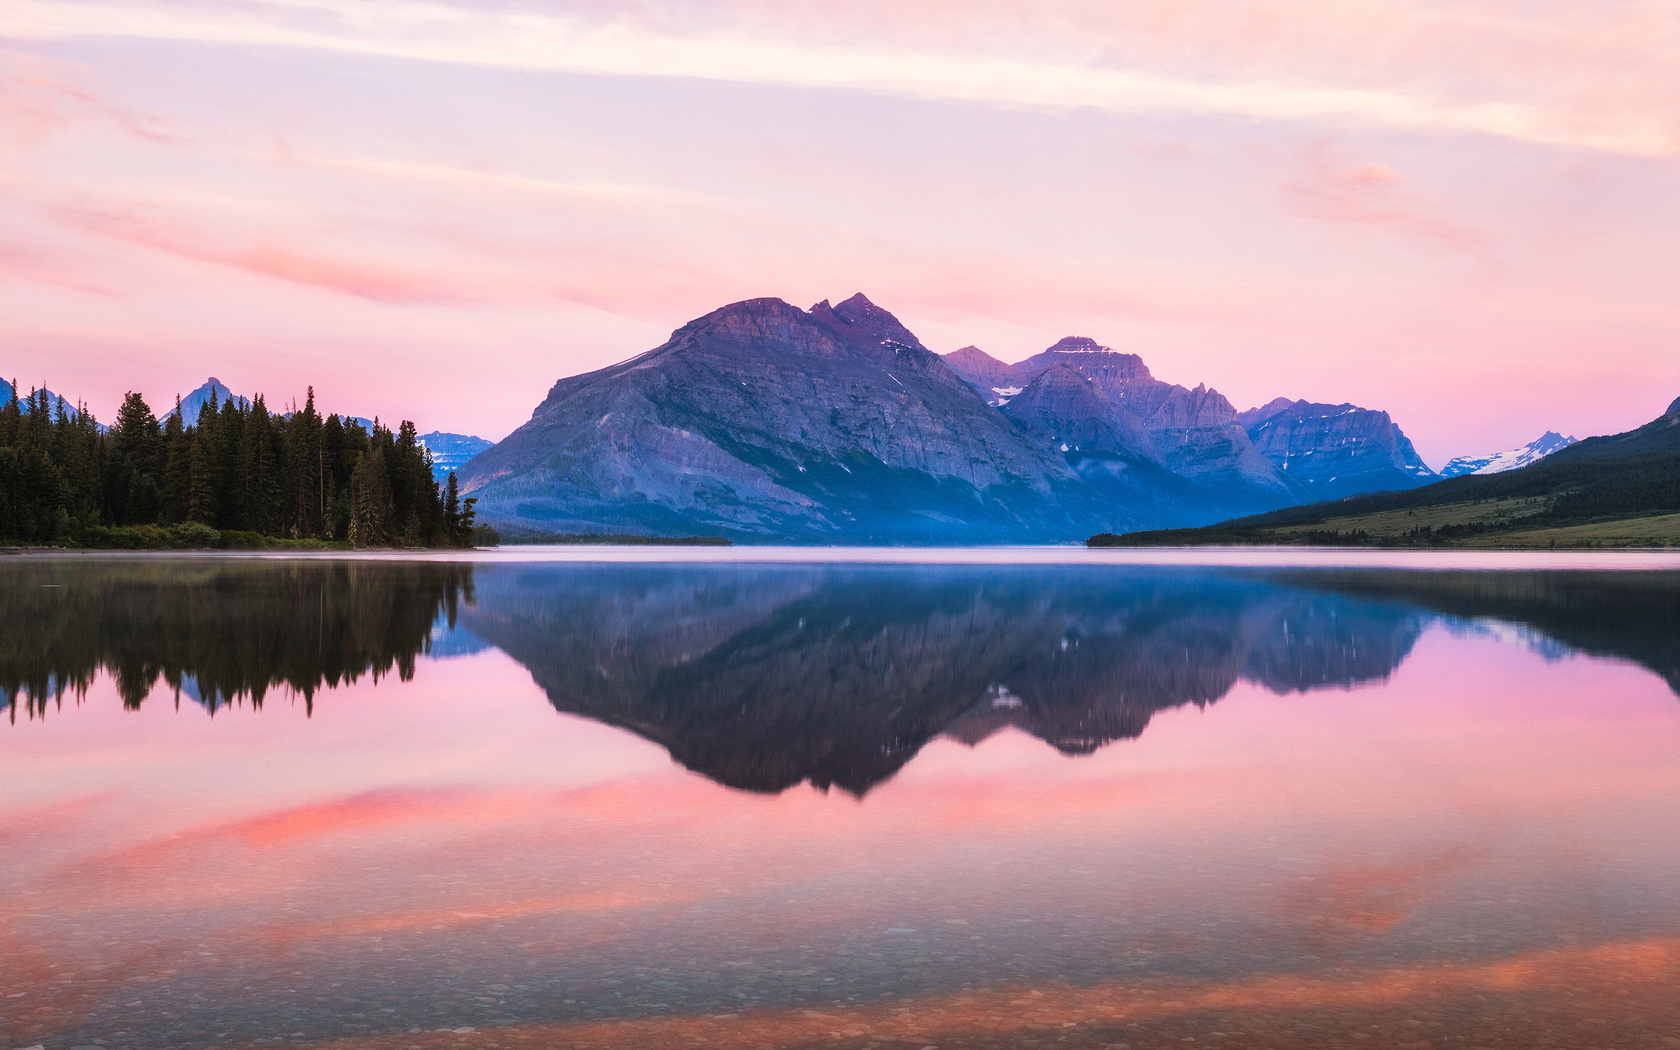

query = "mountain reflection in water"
[[4, 559, 1677, 793]]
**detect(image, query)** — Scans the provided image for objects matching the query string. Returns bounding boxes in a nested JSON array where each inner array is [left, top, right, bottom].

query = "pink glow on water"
[[5, 590, 1680, 1047]]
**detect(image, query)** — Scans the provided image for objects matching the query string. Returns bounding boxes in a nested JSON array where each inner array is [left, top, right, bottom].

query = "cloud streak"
[[1285, 143, 1483, 249], [4, 0, 1678, 155]]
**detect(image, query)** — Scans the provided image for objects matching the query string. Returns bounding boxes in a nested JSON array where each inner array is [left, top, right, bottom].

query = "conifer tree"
[[160, 398, 191, 523]]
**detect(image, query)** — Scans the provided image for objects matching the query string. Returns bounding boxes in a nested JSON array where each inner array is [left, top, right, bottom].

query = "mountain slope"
[[947, 337, 1306, 512], [997, 365, 1231, 521], [1238, 399, 1438, 498], [1440, 431, 1578, 478], [168, 377, 246, 423], [418, 431, 493, 482], [461, 294, 1129, 542], [944, 346, 1022, 402], [1546, 397, 1680, 463], [1092, 395, 1680, 548]]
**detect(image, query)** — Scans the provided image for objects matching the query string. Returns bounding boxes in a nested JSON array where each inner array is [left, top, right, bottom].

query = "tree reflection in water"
[[0, 558, 473, 718]]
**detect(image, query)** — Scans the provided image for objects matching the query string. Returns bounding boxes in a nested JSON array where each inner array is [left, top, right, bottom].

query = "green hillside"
[[1090, 401, 1680, 549]]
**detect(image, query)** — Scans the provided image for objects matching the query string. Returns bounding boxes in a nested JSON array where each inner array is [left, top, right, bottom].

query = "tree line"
[[0, 383, 484, 547]]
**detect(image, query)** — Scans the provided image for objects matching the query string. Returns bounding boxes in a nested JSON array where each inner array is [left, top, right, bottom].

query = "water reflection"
[[4, 559, 1678, 789], [4, 556, 1680, 1050], [0, 559, 473, 717], [464, 567, 1429, 793]]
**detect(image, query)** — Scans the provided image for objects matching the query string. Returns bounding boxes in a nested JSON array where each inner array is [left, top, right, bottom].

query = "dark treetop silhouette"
[[0, 384, 477, 548]]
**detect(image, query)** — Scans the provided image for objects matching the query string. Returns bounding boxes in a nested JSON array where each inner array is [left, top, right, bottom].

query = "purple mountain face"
[[946, 337, 1306, 504], [947, 344, 1437, 503], [460, 294, 1303, 542], [168, 377, 247, 424], [1237, 399, 1438, 499]]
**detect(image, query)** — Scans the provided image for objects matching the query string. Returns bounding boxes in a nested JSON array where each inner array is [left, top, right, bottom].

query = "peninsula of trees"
[[0, 384, 482, 549]]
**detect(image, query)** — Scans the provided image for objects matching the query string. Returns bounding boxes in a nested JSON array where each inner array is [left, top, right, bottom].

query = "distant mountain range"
[[460, 293, 1451, 542], [418, 431, 493, 481], [1, 378, 95, 425], [1097, 395, 1680, 549], [1440, 431, 1577, 478], [164, 377, 489, 482]]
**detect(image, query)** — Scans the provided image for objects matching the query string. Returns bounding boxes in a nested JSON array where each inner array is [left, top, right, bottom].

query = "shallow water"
[[4, 552, 1680, 1050]]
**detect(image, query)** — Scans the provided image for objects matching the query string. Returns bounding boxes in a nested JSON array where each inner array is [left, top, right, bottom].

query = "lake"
[[4, 549, 1680, 1050]]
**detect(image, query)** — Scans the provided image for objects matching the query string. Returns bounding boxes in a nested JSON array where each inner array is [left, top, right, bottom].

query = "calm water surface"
[[4, 550, 1680, 1050]]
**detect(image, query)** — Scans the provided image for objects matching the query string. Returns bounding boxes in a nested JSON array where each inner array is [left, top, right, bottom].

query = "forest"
[[0, 383, 485, 548]]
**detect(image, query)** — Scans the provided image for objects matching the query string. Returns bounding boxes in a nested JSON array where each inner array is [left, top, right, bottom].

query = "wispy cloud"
[[1284, 143, 1482, 249], [4, 0, 1678, 155], [58, 203, 479, 303]]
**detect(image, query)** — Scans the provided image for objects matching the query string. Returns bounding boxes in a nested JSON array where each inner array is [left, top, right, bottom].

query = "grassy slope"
[[1090, 448, 1680, 549]]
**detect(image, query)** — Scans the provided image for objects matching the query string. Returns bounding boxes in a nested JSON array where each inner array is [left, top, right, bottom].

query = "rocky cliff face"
[[466, 295, 1443, 540], [418, 431, 493, 483], [949, 337, 1306, 511], [944, 346, 1022, 402], [1238, 399, 1437, 499], [461, 295, 1132, 542]]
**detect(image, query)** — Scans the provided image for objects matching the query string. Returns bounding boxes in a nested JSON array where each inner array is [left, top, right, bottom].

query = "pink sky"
[[3, 1, 1679, 466]]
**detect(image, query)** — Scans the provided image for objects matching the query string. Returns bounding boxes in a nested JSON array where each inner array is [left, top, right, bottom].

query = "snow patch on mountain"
[[1439, 432, 1577, 478]]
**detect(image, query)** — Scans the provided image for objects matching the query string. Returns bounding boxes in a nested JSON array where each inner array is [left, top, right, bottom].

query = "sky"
[[2, 1, 1679, 467]]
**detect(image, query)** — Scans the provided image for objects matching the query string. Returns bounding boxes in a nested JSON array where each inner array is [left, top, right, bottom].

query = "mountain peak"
[[1045, 336, 1112, 354], [809, 292, 927, 352], [1439, 431, 1578, 478], [171, 377, 243, 422], [1667, 395, 1680, 418]]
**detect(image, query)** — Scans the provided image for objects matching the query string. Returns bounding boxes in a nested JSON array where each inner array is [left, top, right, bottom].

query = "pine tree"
[[160, 398, 191, 523], [108, 391, 161, 525], [348, 447, 392, 548], [187, 389, 222, 526], [239, 395, 282, 533], [288, 387, 324, 538]]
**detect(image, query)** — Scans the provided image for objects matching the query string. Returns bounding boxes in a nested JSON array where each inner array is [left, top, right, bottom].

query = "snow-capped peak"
[[1439, 432, 1577, 479]]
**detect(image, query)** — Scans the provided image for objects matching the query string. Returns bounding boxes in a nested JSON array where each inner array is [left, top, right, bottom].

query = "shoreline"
[[6, 544, 1680, 570]]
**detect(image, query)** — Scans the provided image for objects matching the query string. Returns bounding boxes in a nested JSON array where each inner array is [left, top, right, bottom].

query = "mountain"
[[1440, 431, 1578, 478], [2, 380, 97, 426], [1237, 398, 1438, 498], [948, 338, 1305, 506], [418, 431, 493, 482], [462, 294, 1450, 542], [1545, 396, 1680, 463], [1094, 393, 1680, 549], [947, 343, 1435, 504], [461, 294, 1182, 543], [167, 377, 247, 424], [996, 365, 1232, 522], [944, 346, 1024, 403]]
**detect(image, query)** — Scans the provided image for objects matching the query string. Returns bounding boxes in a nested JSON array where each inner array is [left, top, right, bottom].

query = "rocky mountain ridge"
[[462, 294, 1440, 542], [1440, 431, 1578, 478], [947, 343, 1435, 503]]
